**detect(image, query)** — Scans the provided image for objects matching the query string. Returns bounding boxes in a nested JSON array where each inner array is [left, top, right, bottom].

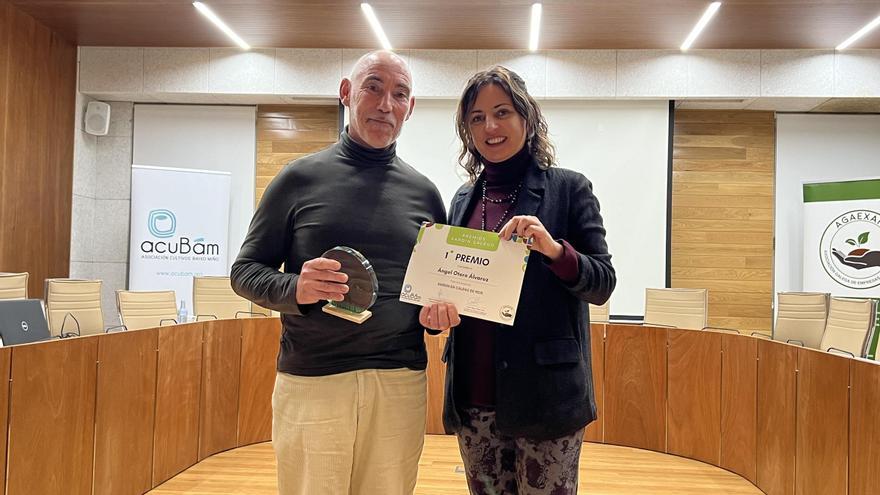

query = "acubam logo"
[[141, 209, 220, 256], [820, 209, 880, 290], [148, 209, 176, 238]]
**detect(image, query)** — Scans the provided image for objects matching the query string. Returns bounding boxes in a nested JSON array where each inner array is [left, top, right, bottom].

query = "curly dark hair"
[[455, 65, 556, 183]]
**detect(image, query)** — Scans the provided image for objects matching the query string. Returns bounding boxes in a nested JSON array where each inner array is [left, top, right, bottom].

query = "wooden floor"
[[149, 435, 761, 495]]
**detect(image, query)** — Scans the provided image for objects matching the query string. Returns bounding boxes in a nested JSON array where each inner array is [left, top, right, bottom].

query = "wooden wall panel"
[[238, 317, 282, 446], [0, 1, 76, 297], [671, 110, 775, 334], [584, 323, 605, 442], [667, 329, 721, 464], [720, 334, 758, 484], [94, 329, 158, 495], [200, 319, 242, 460], [0, 3, 9, 206], [604, 324, 667, 452], [7, 337, 97, 495], [0, 348, 11, 495], [255, 105, 339, 205], [153, 323, 203, 486], [756, 340, 797, 495], [850, 359, 880, 495], [425, 333, 449, 435], [795, 349, 849, 495]]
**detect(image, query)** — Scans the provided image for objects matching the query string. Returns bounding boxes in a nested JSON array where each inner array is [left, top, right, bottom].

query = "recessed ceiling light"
[[680, 2, 722, 51], [193, 2, 250, 50], [836, 14, 880, 50], [361, 3, 392, 50], [529, 3, 542, 52]]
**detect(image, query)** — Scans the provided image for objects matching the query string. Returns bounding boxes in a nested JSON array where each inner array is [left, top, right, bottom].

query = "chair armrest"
[[235, 311, 268, 318], [826, 347, 855, 358]]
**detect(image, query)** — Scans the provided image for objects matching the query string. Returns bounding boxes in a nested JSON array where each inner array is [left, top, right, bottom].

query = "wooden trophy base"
[[322, 303, 372, 324]]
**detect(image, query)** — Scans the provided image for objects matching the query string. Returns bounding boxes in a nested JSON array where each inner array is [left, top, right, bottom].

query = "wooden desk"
[[425, 323, 880, 495]]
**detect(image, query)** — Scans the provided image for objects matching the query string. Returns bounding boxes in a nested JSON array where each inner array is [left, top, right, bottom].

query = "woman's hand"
[[499, 215, 563, 261], [419, 302, 461, 332]]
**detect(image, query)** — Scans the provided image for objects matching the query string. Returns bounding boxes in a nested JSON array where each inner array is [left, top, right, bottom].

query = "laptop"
[[0, 299, 52, 346]]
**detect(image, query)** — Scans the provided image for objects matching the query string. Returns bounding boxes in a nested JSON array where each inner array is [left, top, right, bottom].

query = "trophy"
[[320, 246, 378, 324]]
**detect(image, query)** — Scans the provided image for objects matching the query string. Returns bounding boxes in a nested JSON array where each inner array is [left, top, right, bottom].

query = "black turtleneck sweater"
[[454, 146, 578, 407], [231, 129, 446, 376]]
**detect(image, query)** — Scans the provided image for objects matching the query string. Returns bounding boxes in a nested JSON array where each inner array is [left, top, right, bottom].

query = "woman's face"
[[466, 83, 527, 164]]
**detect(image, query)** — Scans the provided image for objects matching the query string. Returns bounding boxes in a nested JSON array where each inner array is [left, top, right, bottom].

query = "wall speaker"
[[84, 101, 111, 136]]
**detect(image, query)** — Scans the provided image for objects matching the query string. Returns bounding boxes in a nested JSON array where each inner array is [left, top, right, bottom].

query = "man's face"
[[340, 53, 415, 149]]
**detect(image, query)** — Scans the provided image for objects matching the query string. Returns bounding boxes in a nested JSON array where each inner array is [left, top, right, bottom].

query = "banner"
[[803, 178, 880, 297], [129, 165, 231, 318]]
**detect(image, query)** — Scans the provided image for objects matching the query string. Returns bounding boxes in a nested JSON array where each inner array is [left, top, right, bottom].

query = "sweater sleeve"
[[230, 168, 308, 316]]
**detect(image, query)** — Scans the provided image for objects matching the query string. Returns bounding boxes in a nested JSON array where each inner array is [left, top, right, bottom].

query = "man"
[[231, 50, 446, 495]]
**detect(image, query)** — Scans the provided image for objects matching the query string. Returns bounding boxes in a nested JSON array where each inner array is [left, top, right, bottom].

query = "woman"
[[420, 66, 616, 495]]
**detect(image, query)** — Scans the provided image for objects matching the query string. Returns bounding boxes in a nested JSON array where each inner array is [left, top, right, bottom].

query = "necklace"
[[481, 179, 523, 232]]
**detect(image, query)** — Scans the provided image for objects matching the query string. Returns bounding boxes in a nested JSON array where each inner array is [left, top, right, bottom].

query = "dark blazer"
[[441, 160, 616, 440]]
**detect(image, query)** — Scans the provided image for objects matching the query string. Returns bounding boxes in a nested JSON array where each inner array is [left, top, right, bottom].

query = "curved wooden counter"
[[1, 320, 877, 495], [0, 318, 281, 495], [426, 324, 880, 495]]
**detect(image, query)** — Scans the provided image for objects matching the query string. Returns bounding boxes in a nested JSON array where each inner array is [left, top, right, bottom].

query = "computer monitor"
[[0, 299, 52, 346]]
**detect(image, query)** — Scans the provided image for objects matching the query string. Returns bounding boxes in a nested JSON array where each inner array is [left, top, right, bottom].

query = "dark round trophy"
[[320, 246, 378, 323]]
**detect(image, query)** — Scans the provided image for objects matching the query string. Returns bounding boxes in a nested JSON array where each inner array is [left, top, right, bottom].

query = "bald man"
[[231, 51, 446, 495]]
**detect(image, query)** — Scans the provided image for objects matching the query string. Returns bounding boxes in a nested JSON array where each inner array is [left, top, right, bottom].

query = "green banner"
[[803, 179, 880, 203], [867, 299, 880, 360]]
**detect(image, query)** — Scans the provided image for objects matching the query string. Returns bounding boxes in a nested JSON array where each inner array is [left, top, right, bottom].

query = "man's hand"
[[419, 302, 461, 332], [295, 257, 349, 305], [499, 215, 563, 261]]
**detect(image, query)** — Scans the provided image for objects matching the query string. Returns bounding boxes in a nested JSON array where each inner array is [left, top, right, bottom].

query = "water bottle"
[[178, 300, 188, 323]]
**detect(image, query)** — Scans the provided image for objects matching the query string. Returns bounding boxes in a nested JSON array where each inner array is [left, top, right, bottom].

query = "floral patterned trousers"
[[456, 406, 584, 495]]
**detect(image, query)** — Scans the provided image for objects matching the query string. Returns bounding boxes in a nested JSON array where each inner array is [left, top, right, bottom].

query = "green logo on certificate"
[[446, 226, 501, 251]]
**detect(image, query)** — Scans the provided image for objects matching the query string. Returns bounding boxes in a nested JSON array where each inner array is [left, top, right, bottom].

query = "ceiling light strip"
[[193, 2, 250, 50], [529, 3, 542, 52], [680, 2, 721, 51], [361, 3, 393, 50], [837, 14, 880, 50]]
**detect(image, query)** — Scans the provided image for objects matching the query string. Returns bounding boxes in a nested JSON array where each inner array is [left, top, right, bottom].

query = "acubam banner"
[[129, 165, 232, 316]]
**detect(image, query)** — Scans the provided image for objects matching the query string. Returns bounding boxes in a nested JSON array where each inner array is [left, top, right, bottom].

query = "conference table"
[[0, 319, 877, 495]]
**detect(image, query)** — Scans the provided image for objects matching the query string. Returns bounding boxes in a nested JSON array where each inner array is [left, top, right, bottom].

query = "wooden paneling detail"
[[604, 324, 667, 452], [721, 334, 758, 484], [7, 337, 98, 495], [199, 319, 242, 460], [795, 349, 848, 495], [425, 333, 449, 435], [0, 348, 11, 495], [584, 323, 605, 442], [667, 329, 721, 464], [153, 323, 203, 486], [671, 111, 775, 334], [0, 0, 76, 297], [756, 340, 797, 495], [850, 359, 880, 495], [255, 105, 338, 205], [94, 329, 158, 495], [237, 318, 282, 446]]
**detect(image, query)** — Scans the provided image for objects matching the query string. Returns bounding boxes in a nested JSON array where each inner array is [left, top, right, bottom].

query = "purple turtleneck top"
[[454, 146, 579, 407]]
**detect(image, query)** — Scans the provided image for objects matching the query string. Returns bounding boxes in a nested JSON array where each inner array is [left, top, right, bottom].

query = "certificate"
[[400, 223, 531, 325]]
